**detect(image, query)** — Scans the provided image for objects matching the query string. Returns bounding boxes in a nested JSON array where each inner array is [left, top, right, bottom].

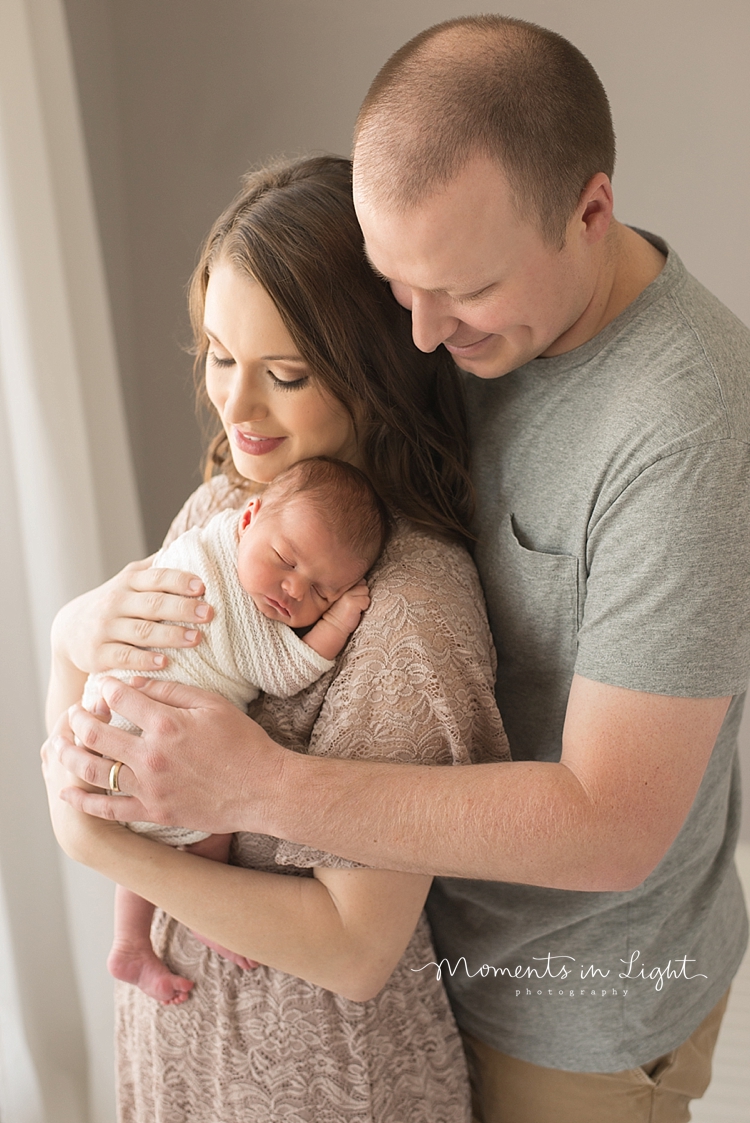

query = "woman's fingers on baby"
[[62, 786, 147, 823], [130, 563, 207, 601], [106, 620, 202, 669], [53, 734, 115, 791], [95, 640, 165, 674], [123, 588, 213, 628]]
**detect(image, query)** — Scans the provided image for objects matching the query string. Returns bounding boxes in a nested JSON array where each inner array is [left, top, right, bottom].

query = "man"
[[60, 16, 749, 1122]]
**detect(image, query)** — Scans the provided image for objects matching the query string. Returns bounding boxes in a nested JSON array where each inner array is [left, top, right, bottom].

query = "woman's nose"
[[222, 369, 268, 424]]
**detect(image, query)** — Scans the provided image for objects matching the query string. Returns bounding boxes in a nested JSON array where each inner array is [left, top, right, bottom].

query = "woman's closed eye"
[[208, 351, 235, 368], [267, 369, 309, 390]]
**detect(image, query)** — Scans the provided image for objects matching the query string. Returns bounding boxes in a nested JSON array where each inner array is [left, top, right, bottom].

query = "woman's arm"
[[42, 739, 430, 1002], [45, 478, 248, 731]]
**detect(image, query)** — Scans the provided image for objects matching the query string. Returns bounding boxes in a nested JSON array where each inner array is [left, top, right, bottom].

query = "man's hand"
[[58, 679, 286, 835]]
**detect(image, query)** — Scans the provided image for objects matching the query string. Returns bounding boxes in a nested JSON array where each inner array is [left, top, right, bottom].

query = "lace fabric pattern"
[[115, 475, 509, 1123]]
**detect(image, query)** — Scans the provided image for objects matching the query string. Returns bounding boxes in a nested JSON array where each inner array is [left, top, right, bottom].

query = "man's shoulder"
[[468, 239, 750, 460], [603, 245, 750, 448], [662, 263, 750, 440]]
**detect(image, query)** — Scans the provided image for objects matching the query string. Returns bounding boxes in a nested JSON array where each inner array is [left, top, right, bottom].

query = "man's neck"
[[544, 222, 666, 358]]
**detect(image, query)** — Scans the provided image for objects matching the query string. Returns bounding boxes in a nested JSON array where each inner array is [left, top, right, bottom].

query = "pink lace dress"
[[115, 476, 509, 1123]]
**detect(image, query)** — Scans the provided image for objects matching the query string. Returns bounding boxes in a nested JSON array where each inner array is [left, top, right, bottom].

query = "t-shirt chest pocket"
[[482, 513, 580, 693]]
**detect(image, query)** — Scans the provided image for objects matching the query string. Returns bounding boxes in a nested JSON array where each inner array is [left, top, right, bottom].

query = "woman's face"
[[203, 259, 358, 485]]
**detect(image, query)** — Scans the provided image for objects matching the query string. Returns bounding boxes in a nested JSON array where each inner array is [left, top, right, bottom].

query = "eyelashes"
[[207, 353, 309, 389], [268, 372, 309, 391]]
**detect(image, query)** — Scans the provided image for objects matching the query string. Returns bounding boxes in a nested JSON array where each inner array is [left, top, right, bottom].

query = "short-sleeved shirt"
[[426, 234, 750, 1072]]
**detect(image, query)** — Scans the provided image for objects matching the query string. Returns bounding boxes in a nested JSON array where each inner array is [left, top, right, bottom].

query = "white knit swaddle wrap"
[[82, 508, 334, 846]]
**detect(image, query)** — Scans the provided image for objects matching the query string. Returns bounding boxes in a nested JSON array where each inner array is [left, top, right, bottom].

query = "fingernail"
[[153, 654, 166, 667], [194, 604, 210, 620], [189, 579, 203, 593], [184, 629, 199, 643]]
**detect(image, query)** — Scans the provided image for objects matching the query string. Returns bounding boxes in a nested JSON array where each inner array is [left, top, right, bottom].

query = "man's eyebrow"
[[362, 255, 491, 299], [364, 256, 447, 296]]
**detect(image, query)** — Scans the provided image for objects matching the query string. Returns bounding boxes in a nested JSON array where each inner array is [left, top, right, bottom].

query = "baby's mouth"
[[265, 595, 291, 618]]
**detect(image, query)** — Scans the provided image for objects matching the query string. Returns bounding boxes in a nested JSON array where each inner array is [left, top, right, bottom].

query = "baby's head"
[[237, 458, 389, 628]]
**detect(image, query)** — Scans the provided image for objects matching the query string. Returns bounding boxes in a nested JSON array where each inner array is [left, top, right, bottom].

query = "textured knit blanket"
[[82, 508, 334, 846]]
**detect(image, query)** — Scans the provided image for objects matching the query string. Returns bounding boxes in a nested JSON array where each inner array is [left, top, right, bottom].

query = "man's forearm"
[[259, 681, 727, 892], [62, 676, 723, 891], [264, 752, 635, 891]]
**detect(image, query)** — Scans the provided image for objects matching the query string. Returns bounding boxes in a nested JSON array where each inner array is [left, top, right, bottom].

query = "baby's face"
[[237, 495, 366, 628]]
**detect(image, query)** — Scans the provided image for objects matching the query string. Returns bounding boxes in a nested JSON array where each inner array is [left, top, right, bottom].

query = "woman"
[[43, 156, 509, 1122]]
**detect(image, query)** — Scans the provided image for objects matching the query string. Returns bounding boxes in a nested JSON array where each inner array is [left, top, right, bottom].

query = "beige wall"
[[61, 0, 750, 835]]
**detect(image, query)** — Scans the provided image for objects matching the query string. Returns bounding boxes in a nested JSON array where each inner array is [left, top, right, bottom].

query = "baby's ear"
[[239, 497, 261, 534]]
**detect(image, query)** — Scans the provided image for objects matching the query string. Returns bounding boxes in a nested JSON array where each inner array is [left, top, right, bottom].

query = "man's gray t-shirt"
[[426, 235, 750, 1072]]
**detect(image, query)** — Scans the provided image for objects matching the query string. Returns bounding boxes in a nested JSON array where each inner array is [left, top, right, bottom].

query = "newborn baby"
[[84, 457, 389, 1004]]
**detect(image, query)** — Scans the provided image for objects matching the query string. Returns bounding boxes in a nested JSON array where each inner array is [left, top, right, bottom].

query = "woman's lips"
[[232, 428, 287, 456]]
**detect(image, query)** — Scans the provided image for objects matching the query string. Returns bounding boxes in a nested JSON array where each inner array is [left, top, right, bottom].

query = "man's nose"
[[409, 292, 460, 353]]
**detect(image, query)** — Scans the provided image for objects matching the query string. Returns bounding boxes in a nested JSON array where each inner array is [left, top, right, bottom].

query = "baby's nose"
[[281, 573, 305, 600]]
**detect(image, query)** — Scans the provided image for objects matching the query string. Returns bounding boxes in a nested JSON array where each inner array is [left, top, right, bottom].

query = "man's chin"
[[449, 336, 527, 380], [453, 354, 515, 380]]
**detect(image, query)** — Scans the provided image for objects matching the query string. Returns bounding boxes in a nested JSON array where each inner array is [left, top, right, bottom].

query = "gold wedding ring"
[[108, 759, 124, 793]]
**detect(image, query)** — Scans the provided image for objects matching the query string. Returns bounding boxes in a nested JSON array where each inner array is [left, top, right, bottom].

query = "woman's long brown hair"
[[189, 155, 475, 546]]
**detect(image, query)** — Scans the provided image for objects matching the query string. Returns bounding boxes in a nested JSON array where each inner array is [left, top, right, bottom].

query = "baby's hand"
[[322, 581, 371, 637], [303, 582, 370, 661]]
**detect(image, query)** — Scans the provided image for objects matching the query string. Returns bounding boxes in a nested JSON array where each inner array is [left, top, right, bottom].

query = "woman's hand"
[[41, 711, 126, 863], [51, 556, 215, 678]]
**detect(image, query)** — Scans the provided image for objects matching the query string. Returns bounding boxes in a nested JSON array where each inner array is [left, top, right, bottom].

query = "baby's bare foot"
[[108, 942, 194, 1005], [190, 930, 259, 970]]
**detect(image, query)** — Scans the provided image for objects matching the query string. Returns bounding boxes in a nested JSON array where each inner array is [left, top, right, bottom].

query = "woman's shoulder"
[[306, 517, 508, 767], [368, 519, 488, 629], [344, 517, 500, 705], [162, 475, 251, 548], [375, 518, 475, 575]]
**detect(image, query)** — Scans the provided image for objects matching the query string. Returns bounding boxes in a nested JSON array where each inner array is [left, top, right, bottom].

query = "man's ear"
[[576, 172, 613, 246], [239, 497, 261, 534]]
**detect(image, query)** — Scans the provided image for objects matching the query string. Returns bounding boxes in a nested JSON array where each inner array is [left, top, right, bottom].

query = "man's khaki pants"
[[461, 990, 729, 1123]]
